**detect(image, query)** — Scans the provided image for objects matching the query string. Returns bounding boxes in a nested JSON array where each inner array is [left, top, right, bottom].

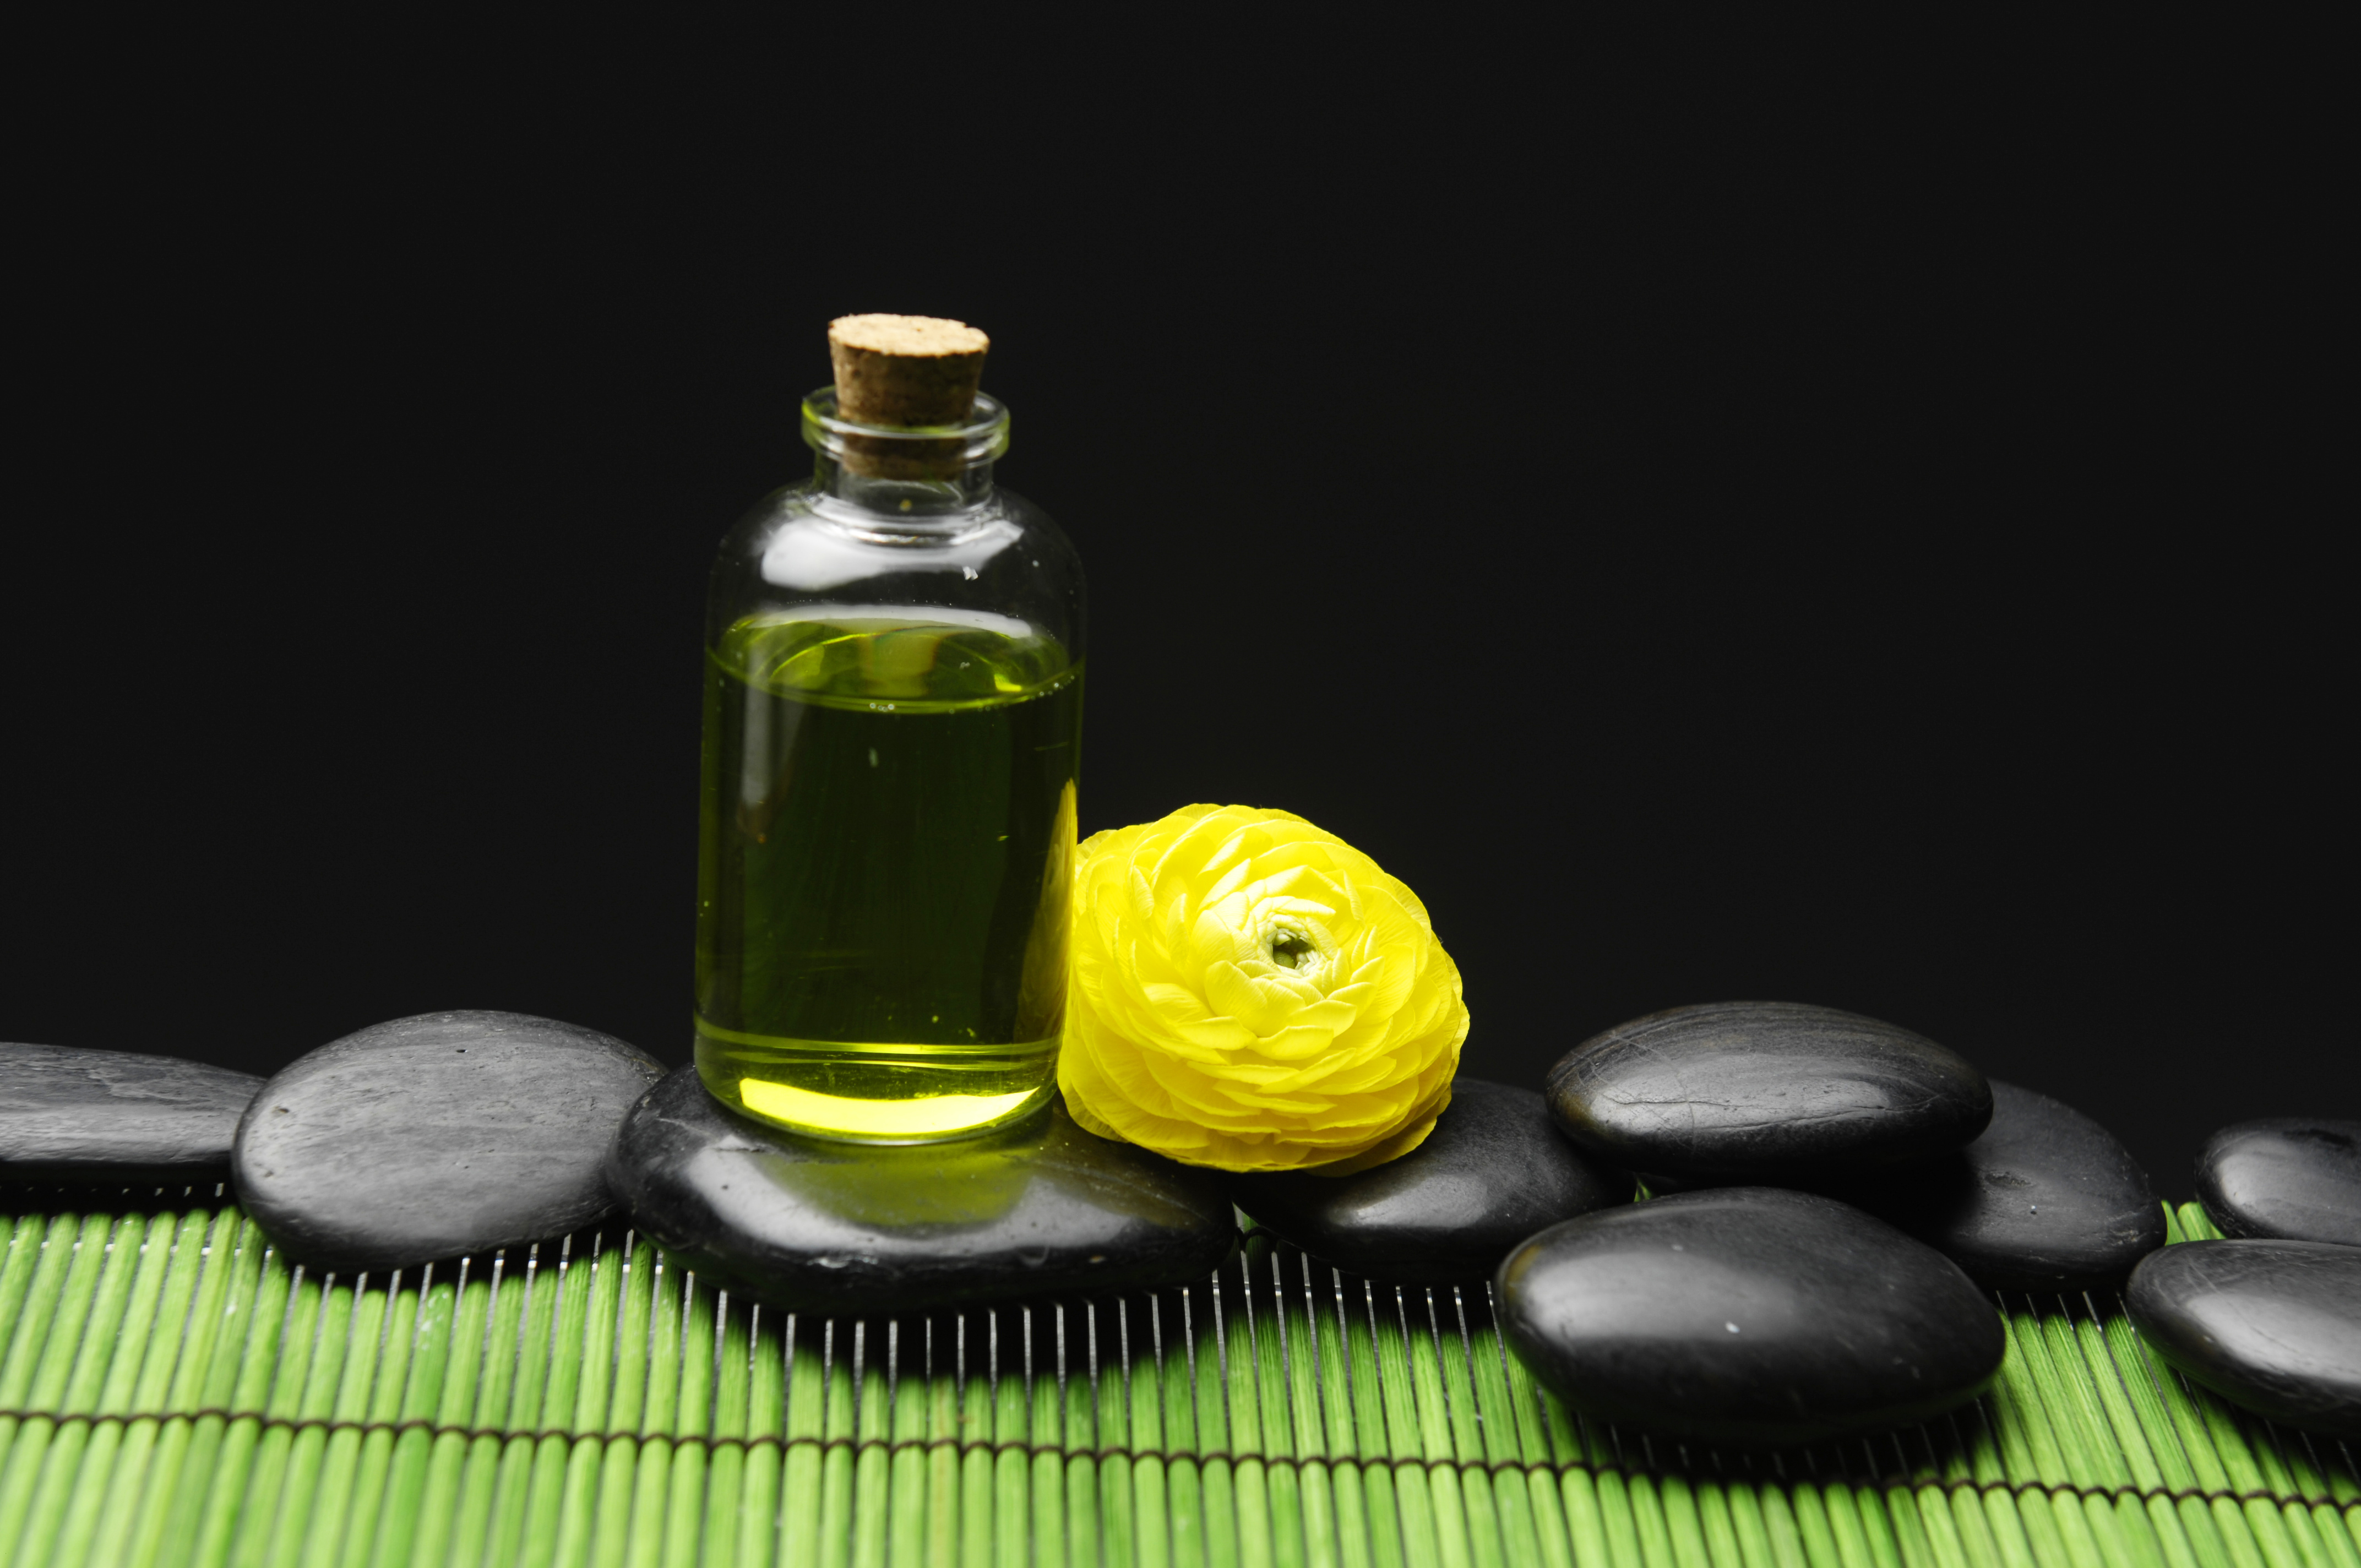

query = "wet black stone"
[[1829, 1081, 2165, 1294], [607, 1067, 1237, 1315], [2127, 1240, 2361, 1438], [1229, 1079, 1632, 1283], [2196, 1120, 2361, 1248], [1545, 1001, 1992, 1184], [233, 1011, 666, 1272], [1497, 1186, 2005, 1446], [2, 1043, 264, 1186]]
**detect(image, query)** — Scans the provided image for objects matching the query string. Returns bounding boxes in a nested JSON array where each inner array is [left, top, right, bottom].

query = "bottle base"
[[694, 1028, 1060, 1145]]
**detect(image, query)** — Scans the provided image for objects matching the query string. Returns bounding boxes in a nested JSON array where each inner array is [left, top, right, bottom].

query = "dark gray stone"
[[2127, 1240, 2361, 1438], [2, 1043, 264, 1186], [2196, 1120, 2361, 1248], [1546, 1001, 1992, 1184], [1230, 1079, 1631, 1283], [607, 1067, 1237, 1315], [1828, 1081, 2165, 1294], [1498, 1186, 2005, 1446], [233, 1011, 665, 1272]]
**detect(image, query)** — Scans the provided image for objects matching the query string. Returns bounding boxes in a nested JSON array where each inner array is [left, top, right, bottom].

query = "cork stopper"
[[829, 314, 990, 428]]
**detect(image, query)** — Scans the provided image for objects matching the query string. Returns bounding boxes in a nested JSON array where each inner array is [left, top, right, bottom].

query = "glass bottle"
[[693, 368, 1085, 1144]]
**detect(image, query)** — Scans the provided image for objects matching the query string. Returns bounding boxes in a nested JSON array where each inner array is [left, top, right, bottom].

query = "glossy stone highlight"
[[607, 1068, 1237, 1315], [2196, 1119, 2361, 1248], [2, 1042, 264, 1186], [1546, 1001, 1991, 1184], [1497, 1186, 2005, 1446], [2128, 1240, 2361, 1438], [233, 1010, 666, 1271], [1230, 1079, 1630, 1283]]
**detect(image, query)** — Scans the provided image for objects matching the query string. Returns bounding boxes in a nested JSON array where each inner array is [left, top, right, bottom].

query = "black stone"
[[1546, 1001, 1992, 1184], [2196, 1120, 2361, 1248], [1229, 1079, 1631, 1283], [2, 1043, 264, 1186], [1497, 1186, 2005, 1446], [1828, 1081, 2165, 1294], [607, 1067, 1237, 1315], [233, 1011, 666, 1272], [2127, 1240, 2361, 1438]]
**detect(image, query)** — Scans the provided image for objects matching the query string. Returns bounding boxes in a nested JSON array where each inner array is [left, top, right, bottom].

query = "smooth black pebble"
[[1831, 1081, 2165, 1293], [608, 1068, 1237, 1315], [1497, 1186, 2005, 1446], [2196, 1119, 2361, 1248], [233, 1011, 665, 1271], [2127, 1240, 2361, 1438], [2, 1043, 264, 1186], [1546, 1000, 1992, 1184], [1230, 1079, 1631, 1283]]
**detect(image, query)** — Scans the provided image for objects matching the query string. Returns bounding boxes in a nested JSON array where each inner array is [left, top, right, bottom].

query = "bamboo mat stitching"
[[0, 1191, 2355, 1568]]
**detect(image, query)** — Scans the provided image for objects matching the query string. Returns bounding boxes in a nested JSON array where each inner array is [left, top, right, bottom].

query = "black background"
[[4, 21, 2347, 1188]]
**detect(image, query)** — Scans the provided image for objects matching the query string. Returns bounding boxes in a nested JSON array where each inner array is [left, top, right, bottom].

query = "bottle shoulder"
[[709, 482, 1085, 655]]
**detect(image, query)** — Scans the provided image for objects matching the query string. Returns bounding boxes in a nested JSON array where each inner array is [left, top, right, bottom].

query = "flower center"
[[1269, 929, 1316, 971]]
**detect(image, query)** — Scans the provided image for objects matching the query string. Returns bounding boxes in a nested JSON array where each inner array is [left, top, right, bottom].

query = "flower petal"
[[1059, 803, 1467, 1173]]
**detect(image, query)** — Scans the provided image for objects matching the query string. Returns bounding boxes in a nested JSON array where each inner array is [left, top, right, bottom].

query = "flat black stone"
[[1826, 1081, 2165, 1294], [607, 1067, 1237, 1315], [233, 1011, 666, 1272], [2, 1043, 264, 1186], [1497, 1186, 2005, 1446], [1546, 1001, 1992, 1184], [2196, 1119, 2361, 1248], [2127, 1240, 2361, 1438], [1230, 1079, 1632, 1283]]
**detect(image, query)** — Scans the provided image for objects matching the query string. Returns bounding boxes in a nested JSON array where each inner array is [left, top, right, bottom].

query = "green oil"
[[694, 609, 1080, 1141]]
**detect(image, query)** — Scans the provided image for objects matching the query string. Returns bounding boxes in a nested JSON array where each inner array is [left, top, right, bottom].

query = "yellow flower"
[[1058, 804, 1467, 1173]]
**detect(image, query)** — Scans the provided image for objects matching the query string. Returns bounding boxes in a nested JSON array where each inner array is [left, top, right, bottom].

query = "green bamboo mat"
[[0, 1193, 2353, 1568]]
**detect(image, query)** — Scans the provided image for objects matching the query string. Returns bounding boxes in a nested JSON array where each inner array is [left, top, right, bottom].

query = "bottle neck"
[[800, 386, 1010, 522], [812, 449, 996, 515]]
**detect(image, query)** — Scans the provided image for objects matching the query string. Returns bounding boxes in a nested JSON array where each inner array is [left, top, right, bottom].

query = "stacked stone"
[[1224, 999, 2354, 1445], [2126, 1118, 2361, 1436], [6, 998, 2353, 1445], [1, 1020, 1237, 1312]]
